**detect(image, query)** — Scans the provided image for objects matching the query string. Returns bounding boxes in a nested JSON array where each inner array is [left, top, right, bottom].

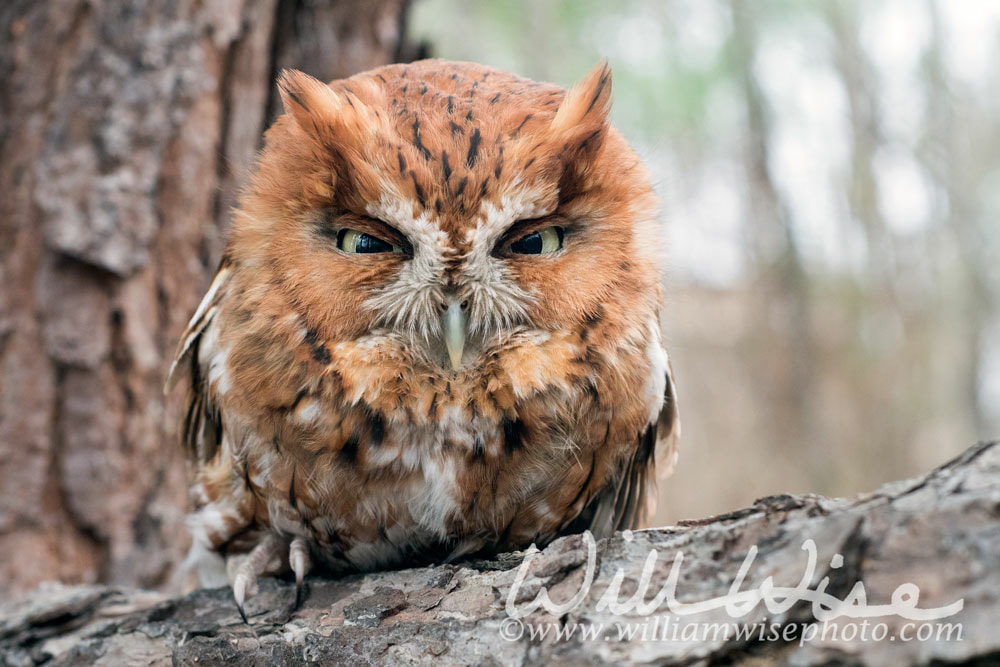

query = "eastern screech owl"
[[168, 59, 679, 618]]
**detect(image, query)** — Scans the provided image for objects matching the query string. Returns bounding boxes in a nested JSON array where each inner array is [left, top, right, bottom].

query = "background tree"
[[0, 0, 420, 597]]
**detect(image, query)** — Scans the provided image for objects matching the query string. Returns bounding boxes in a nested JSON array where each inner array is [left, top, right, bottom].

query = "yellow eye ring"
[[505, 226, 564, 255], [337, 229, 404, 254]]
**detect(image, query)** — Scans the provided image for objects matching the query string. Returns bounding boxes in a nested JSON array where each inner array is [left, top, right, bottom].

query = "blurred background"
[[1, 0, 996, 595], [410, 0, 1000, 524]]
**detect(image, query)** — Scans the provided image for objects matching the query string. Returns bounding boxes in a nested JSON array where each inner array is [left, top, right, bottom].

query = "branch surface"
[[2, 442, 997, 666]]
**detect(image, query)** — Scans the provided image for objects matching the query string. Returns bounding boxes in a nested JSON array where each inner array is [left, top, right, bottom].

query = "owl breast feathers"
[[167, 59, 679, 614]]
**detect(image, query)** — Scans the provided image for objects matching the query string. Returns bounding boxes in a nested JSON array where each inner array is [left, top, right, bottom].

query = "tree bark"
[[2, 441, 997, 666], [0, 0, 415, 597]]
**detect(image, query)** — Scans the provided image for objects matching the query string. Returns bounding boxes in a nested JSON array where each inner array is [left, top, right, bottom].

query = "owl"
[[167, 59, 679, 619]]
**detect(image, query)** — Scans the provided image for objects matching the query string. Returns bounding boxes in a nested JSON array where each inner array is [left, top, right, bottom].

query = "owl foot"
[[230, 534, 284, 623], [289, 535, 312, 610]]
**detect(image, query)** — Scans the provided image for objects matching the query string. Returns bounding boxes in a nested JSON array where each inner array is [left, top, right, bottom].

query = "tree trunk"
[[728, 1, 820, 481], [0, 0, 415, 597]]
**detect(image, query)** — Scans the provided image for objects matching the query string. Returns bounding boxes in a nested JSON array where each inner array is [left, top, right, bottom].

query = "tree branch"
[[2, 442, 997, 665]]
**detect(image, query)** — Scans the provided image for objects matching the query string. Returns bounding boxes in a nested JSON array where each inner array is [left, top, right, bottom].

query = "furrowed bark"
[[0, 0, 415, 597], [1, 441, 997, 665]]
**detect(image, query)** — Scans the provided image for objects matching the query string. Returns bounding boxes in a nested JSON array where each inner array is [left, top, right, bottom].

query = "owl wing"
[[165, 258, 232, 464], [566, 359, 680, 537]]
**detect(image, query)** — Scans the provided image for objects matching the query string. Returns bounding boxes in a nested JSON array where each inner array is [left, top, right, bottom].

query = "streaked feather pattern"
[[168, 60, 680, 607]]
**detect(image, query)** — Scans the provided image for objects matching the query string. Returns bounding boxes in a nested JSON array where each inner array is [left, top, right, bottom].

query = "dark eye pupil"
[[510, 232, 543, 254], [354, 234, 392, 253], [338, 229, 394, 253]]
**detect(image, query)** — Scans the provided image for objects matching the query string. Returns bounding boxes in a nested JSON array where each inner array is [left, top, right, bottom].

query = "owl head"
[[228, 60, 663, 376]]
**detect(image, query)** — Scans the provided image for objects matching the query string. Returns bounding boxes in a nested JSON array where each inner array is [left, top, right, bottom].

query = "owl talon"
[[229, 534, 284, 622], [289, 536, 311, 610], [232, 567, 259, 623], [236, 599, 249, 624], [294, 581, 307, 611]]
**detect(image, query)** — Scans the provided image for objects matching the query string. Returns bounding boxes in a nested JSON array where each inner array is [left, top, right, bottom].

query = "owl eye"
[[336, 228, 404, 254], [505, 226, 564, 255]]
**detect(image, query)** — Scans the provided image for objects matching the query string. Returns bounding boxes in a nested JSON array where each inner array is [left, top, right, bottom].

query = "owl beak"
[[442, 299, 467, 371]]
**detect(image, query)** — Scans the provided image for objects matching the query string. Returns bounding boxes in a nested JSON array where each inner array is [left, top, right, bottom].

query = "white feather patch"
[[644, 318, 669, 426]]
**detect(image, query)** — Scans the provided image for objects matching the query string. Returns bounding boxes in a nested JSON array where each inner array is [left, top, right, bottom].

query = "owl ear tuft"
[[551, 61, 613, 202], [277, 69, 382, 155], [277, 69, 347, 133], [551, 60, 612, 134]]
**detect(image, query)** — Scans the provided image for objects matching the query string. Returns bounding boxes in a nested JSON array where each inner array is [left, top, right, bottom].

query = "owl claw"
[[289, 536, 311, 610], [294, 582, 306, 611], [232, 564, 260, 623], [236, 598, 249, 624], [229, 534, 283, 623]]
